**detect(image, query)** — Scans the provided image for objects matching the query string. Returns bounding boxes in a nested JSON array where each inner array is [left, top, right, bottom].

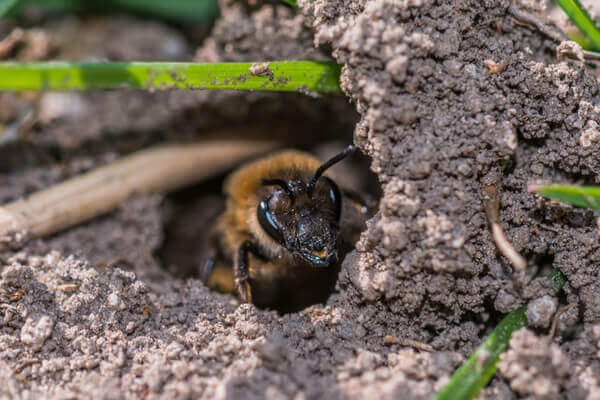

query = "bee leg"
[[236, 241, 264, 304], [200, 227, 236, 294], [201, 255, 233, 292], [200, 250, 217, 283]]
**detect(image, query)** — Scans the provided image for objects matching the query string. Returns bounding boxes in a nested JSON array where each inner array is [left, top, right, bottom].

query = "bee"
[[200, 145, 372, 312]]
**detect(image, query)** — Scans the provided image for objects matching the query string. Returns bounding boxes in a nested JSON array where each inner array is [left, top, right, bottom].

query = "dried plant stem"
[[0, 139, 276, 251]]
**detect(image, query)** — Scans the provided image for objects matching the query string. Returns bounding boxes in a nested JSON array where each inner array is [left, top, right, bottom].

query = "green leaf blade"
[[434, 269, 567, 400], [110, 0, 218, 21], [5, 0, 217, 22], [434, 307, 527, 400], [0, 0, 17, 16], [555, 0, 600, 51], [0, 61, 342, 94], [529, 184, 600, 210]]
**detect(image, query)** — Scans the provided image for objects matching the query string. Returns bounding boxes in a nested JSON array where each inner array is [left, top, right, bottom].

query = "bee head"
[[257, 146, 355, 266]]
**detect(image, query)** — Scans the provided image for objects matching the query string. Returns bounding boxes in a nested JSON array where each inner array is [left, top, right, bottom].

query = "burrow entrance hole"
[[157, 133, 380, 314]]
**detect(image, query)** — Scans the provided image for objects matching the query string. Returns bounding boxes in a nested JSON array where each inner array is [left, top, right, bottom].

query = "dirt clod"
[[526, 295, 558, 329], [497, 328, 585, 399]]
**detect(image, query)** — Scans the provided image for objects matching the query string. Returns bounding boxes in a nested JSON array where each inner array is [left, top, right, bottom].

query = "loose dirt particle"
[[249, 62, 273, 80], [484, 59, 508, 74]]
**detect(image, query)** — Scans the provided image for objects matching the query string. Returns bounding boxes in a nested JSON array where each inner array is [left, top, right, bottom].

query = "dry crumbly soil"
[[0, 0, 599, 399]]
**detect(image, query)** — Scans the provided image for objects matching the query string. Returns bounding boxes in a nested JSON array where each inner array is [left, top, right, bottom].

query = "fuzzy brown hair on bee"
[[200, 145, 372, 312]]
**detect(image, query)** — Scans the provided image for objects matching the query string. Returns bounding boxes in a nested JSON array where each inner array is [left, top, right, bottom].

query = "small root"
[[383, 335, 435, 352], [507, 5, 600, 62], [482, 185, 527, 271], [546, 304, 577, 343], [14, 359, 41, 374], [507, 4, 567, 44]]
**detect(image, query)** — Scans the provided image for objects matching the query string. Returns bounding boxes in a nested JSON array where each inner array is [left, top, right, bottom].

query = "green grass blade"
[[107, 0, 218, 21], [0, 0, 218, 22], [434, 307, 528, 400], [434, 269, 567, 400], [528, 184, 600, 210], [0, 0, 17, 16], [281, 0, 297, 6], [568, 30, 595, 49], [5, 0, 217, 21], [555, 0, 600, 51], [0, 61, 342, 93], [5, 0, 81, 16]]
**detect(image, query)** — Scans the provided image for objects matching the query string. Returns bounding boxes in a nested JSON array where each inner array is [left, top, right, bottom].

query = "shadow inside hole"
[[157, 142, 380, 314]]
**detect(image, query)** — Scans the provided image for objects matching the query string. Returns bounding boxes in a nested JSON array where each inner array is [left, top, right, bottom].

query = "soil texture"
[[1, 0, 599, 398]]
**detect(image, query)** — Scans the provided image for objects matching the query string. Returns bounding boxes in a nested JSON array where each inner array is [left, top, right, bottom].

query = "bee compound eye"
[[321, 177, 342, 222], [257, 200, 285, 245]]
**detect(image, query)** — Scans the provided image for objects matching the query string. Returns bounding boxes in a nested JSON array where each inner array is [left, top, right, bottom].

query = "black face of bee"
[[256, 145, 355, 267], [257, 176, 343, 266]]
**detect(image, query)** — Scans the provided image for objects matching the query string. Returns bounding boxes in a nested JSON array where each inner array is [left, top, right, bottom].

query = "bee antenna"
[[308, 145, 356, 197], [260, 178, 295, 203]]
